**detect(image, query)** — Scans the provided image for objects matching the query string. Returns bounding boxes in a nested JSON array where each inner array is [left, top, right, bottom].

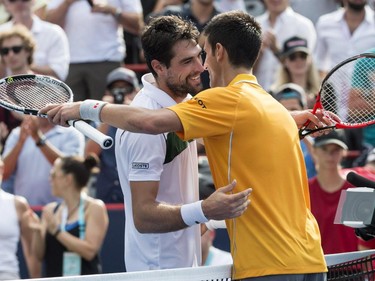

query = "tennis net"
[[24, 250, 375, 281]]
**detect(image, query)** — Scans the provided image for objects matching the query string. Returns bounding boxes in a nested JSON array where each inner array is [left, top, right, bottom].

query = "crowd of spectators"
[[1, 0, 375, 279]]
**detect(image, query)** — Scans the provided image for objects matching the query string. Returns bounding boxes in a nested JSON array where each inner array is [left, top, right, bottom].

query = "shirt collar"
[[228, 73, 259, 87], [140, 73, 191, 108]]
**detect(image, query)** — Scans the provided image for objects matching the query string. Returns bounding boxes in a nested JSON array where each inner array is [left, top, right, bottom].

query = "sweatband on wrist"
[[80, 100, 108, 123], [205, 219, 227, 230], [180, 200, 208, 227]]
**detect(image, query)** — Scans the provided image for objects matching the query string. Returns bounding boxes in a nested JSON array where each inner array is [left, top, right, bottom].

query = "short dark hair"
[[203, 11, 262, 69], [60, 154, 99, 189], [141, 15, 200, 77]]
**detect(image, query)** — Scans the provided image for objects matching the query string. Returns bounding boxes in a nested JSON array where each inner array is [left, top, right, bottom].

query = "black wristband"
[[54, 229, 61, 237], [35, 136, 46, 147]]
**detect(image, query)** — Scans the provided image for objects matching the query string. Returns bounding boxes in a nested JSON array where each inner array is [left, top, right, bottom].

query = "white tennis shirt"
[[115, 73, 201, 271]]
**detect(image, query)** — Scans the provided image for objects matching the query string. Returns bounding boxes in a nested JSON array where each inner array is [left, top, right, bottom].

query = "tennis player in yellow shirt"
[[41, 11, 332, 280]]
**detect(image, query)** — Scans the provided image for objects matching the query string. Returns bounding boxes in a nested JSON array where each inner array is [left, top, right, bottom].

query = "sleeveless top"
[[0, 189, 20, 276], [44, 203, 101, 277]]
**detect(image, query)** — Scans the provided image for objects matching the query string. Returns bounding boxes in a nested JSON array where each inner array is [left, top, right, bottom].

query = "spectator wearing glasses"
[[0, 27, 85, 205], [0, 25, 35, 151], [85, 67, 140, 203], [254, 0, 316, 92], [0, 0, 69, 81], [270, 36, 321, 109]]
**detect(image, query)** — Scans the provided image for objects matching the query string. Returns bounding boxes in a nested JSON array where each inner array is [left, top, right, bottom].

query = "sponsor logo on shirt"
[[132, 162, 149, 169], [193, 97, 206, 108]]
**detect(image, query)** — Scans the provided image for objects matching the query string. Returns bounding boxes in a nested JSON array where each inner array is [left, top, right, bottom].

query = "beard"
[[347, 1, 367, 11], [166, 77, 202, 98]]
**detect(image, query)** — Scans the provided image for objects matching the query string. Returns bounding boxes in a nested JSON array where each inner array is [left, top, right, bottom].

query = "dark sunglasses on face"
[[289, 52, 308, 61], [0, 45, 24, 56]]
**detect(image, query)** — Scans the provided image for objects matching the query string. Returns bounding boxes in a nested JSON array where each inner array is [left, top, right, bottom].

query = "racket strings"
[[321, 56, 375, 126], [0, 77, 71, 110]]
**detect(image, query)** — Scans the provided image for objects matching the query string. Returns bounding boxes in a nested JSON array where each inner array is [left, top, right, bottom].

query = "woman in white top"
[[0, 159, 39, 280]]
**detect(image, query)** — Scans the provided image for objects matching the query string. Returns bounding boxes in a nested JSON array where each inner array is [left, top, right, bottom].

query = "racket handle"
[[67, 120, 113, 149]]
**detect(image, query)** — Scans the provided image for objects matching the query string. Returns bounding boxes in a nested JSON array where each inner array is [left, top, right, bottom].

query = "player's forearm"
[[133, 204, 187, 233], [30, 229, 46, 261], [45, 1, 71, 27], [119, 12, 144, 36], [2, 144, 22, 179], [100, 103, 182, 134]]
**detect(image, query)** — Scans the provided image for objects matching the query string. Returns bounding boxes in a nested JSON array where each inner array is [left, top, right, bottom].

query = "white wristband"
[[205, 220, 227, 230], [80, 100, 107, 123], [180, 200, 208, 227]]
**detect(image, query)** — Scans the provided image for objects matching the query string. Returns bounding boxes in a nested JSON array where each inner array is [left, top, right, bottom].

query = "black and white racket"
[[0, 74, 113, 149], [299, 52, 375, 139]]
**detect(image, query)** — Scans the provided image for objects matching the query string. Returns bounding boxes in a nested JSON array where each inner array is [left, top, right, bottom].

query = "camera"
[[110, 87, 134, 104], [335, 187, 375, 240]]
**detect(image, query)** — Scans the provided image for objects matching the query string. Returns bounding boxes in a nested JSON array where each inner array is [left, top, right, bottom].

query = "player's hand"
[[40, 102, 82, 127], [292, 109, 338, 128], [201, 180, 252, 220]]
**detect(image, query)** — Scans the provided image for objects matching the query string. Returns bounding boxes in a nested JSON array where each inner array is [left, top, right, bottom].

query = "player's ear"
[[215, 43, 225, 62], [150, 59, 164, 76]]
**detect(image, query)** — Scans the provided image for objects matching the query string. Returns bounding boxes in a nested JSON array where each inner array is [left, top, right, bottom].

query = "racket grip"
[[67, 120, 113, 149]]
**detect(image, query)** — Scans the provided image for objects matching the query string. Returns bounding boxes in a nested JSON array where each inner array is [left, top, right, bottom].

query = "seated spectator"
[[0, 0, 70, 80], [2, 116, 85, 205], [309, 130, 375, 254], [27, 155, 109, 277], [0, 158, 40, 279], [85, 67, 140, 203], [0, 26, 84, 203], [0, 25, 36, 149], [270, 36, 320, 109], [255, 0, 316, 91], [273, 83, 316, 178]]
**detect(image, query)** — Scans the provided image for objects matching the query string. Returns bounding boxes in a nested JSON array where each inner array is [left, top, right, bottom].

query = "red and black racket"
[[299, 52, 375, 139]]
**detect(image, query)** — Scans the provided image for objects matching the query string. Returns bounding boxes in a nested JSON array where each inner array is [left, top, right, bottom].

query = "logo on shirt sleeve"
[[132, 162, 149, 169]]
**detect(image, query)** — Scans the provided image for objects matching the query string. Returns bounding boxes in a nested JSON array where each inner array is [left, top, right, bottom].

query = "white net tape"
[[24, 251, 375, 281], [27, 264, 232, 281]]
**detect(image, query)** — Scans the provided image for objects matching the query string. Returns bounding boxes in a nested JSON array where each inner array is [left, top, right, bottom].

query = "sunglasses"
[[289, 52, 308, 61], [0, 45, 24, 56]]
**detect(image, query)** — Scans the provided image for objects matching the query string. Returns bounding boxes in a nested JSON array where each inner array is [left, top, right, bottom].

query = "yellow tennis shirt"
[[168, 74, 327, 279]]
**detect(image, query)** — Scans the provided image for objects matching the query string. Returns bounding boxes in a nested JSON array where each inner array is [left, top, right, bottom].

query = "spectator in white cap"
[[310, 130, 375, 253], [85, 67, 140, 203]]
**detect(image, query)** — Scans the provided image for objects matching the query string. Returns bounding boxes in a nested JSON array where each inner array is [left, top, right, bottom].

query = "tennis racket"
[[299, 52, 375, 139], [0, 74, 113, 149]]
